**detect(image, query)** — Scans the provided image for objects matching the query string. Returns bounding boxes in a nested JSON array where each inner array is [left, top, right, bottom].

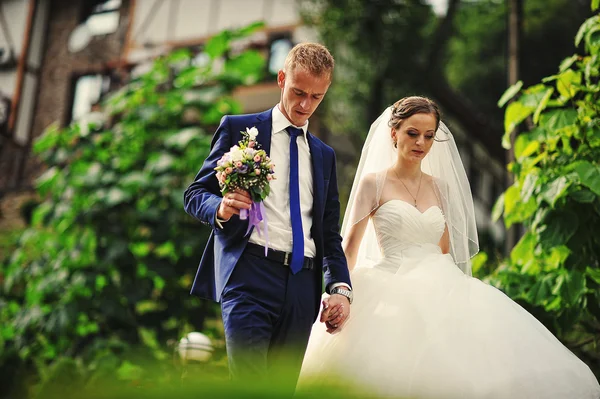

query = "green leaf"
[[498, 80, 523, 108], [120, 171, 150, 189], [514, 133, 540, 161], [491, 192, 505, 222], [238, 21, 266, 36], [593, 0, 600, 11], [538, 210, 579, 249], [575, 15, 600, 47], [587, 266, 600, 284], [532, 87, 554, 125], [560, 270, 585, 307], [117, 361, 144, 381], [130, 242, 152, 257], [546, 246, 570, 270], [540, 176, 571, 207], [105, 188, 130, 206], [146, 153, 175, 174], [165, 128, 202, 150], [571, 189, 596, 203], [585, 25, 600, 53], [470, 251, 488, 276], [504, 184, 537, 228], [541, 109, 577, 132], [36, 167, 59, 196], [573, 161, 600, 195], [154, 241, 176, 260], [527, 274, 555, 306], [559, 55, 578, 73], [95, 275, 107, 291], [503, 101, 535, 148], [204, 31, 230, 59], [504, 185, 521, 218], [224, 51, 265, 85], [520, 173, 539, 203], [510, 232, 536, 267], [556, 69, 581, 100]]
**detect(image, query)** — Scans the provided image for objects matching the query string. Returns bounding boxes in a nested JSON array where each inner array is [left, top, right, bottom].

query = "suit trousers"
[[220, 248, 318, 393]]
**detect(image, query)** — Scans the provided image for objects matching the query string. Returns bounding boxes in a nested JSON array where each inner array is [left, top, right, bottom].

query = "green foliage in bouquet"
[[214, 127, 275, 203], [490, 2, 600, 372], [0, 22, 266, 398]]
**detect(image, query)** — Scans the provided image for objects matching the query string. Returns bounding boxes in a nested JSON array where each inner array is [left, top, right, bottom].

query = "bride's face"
[[392, 113, 437, 163]]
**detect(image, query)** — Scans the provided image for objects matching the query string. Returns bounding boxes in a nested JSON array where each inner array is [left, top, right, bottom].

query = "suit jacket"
[[184, 109, 351, 317]]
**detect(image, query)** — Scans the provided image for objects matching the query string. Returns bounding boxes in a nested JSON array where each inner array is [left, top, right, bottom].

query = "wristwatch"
[[330, 286, 353, 304]]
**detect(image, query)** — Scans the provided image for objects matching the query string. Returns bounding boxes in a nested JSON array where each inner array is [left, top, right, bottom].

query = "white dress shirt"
[[248, 105, 316, 257], [216, 106, 350, 293]]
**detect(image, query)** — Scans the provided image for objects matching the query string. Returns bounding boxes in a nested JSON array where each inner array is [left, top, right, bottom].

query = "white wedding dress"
[[300, 200, 600, 399]]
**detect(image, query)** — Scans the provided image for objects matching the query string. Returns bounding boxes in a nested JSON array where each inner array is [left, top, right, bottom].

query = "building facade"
[[0, 0, 505, 250]]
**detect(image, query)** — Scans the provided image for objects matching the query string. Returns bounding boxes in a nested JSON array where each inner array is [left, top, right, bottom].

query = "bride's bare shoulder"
[[360, 172, 378, 187]]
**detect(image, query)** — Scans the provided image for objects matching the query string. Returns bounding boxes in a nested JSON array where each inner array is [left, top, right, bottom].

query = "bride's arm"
[[432, 177, 450, 255], [439, 224, 450, 254], [343, 217, 370, 272], [342, 173, 377, 272]]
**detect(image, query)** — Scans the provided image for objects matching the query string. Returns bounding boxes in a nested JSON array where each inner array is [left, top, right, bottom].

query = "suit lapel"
[[254, 109, 273, 155], [307, 133, 324, 218]]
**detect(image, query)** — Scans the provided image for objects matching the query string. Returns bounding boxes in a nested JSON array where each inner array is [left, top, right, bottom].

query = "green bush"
[[489, 2, 600, 373], [0, 22, 265, 398]]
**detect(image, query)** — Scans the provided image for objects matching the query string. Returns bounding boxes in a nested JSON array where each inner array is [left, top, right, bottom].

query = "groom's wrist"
[[330, 286, 353, 305], [328, 282, 351, 292]]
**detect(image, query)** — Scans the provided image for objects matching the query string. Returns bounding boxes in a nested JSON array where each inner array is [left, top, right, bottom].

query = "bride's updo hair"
[[388, 96, 441, 132]]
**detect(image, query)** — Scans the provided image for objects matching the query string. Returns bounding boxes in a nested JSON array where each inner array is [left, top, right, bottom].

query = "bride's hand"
[[320, 296, 350, 334]]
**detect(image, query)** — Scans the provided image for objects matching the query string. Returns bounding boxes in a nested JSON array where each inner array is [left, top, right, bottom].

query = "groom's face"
[[277, 67, 330, 127]]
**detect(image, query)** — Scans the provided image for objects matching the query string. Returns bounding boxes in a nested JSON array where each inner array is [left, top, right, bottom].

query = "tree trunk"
[[505, 0, 523, 253]]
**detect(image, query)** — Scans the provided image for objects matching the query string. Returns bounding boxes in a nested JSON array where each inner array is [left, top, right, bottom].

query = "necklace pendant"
[[414, 201, 417, 207]]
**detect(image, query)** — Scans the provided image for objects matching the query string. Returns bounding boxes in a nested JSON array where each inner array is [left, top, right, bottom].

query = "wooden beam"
[[8, 0, 37, 133]]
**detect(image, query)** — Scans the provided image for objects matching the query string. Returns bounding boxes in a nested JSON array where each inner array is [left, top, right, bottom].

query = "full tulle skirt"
[[299, 251, 600, 399]]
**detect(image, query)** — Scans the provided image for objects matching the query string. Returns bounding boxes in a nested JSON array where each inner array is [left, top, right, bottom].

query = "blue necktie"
[[287, 127, 304, 275]]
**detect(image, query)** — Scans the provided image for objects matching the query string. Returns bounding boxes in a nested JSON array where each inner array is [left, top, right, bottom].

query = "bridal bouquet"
[[214, 127, 275, 246]]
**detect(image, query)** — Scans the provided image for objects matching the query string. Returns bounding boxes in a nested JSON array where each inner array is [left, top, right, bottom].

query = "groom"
[[183, 43, 352, 390]]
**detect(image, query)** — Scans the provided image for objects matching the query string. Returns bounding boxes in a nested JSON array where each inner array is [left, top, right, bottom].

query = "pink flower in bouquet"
[[214, 126, 275, 250]]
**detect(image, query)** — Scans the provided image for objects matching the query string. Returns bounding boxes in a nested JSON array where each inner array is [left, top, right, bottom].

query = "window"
[[268, 36, 294, 76], [70, 74, 111, 122], [83, 0, 122, 36]]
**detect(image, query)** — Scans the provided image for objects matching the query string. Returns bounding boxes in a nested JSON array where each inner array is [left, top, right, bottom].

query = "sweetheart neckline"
[[375, 199, 443, 217]]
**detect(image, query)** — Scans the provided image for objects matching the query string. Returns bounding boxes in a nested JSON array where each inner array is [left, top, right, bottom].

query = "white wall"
[[127, 0, 299, 62], [0, 0, 30, 99]]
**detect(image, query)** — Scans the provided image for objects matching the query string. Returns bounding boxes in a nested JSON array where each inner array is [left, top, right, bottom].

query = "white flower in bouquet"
[[230, 147, 245, 162], [246, 126, 259, 141]]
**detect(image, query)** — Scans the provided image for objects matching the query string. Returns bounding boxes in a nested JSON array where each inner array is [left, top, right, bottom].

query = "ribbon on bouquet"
[[240, 202, 269, 256]]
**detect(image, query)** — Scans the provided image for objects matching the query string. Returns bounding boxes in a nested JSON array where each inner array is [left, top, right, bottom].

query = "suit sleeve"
[[322, 151, 352, 292], [183, 116, 232, 230]]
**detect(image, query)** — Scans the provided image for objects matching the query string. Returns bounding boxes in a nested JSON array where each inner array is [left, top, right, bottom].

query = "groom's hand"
[[320, 295, 350, 334], [217, 189, 252, 220]]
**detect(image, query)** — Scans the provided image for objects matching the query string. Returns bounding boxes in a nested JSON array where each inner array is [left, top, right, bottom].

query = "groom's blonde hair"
[[283, 42, 335, 80]]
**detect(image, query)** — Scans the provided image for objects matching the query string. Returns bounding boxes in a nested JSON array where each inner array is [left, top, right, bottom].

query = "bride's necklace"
[[395, 169, 423, 207]]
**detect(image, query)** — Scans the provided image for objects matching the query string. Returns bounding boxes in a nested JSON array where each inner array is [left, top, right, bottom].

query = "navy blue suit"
[[184, 109, 351, 389]]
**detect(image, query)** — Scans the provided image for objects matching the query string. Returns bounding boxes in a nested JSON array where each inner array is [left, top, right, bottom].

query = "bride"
[[299, 96, 600, 398]]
